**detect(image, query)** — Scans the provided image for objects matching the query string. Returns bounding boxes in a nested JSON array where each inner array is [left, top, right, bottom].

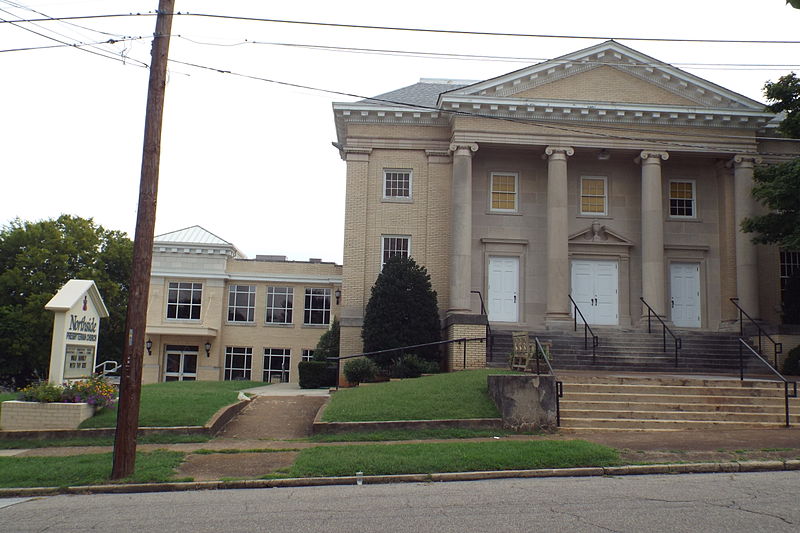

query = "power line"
[[0, 35, 147, 53]]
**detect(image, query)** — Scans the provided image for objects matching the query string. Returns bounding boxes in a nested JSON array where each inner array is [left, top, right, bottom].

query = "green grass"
[[0, 450, 185, 488], [288, 440, 620, 477], [0, 433, 211, 450], [80, 380, 262, 428], [322, 369, 515, 422], [307, 428, 533, 442]]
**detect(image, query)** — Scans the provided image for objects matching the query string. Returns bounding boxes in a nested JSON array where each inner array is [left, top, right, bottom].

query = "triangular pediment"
[[568, 223, 634, 247]]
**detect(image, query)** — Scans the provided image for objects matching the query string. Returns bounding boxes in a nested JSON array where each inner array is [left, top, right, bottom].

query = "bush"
[[783, 346, 800, 376], [16, 376, 117, 408], [18, 382, 63, 403], [343, 358, 378, 386], [298, 361, 337, 389], [390, 354, 440, 379], [313, 318, 340, 361]]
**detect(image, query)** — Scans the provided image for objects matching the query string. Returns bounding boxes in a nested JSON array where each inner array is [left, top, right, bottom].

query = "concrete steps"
[[558, 374, 799, 431]]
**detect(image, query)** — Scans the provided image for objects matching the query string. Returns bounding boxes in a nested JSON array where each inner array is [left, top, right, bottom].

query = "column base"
[[444, 313, 488, 371], [544, 313, 573, 330]]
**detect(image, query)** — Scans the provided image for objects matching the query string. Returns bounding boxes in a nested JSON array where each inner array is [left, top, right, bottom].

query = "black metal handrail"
[[568, 294, 599, 363], [328, 336, 487, 389], [534, 336, 562, 426], [737, 339, 797, 427], [471, 290, 493, 361], [640, 297, 681, 366], [730, 298, 783, 369]]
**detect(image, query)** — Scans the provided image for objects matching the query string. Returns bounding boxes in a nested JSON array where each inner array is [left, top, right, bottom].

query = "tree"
[[741, 73, 800, 248], [787, 1, 800, 10], [0, 215, 132, 387], [361, 256, 441, 368], [313, 317, 340, 361]]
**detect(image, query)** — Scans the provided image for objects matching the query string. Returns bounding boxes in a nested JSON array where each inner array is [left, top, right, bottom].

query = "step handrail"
[[730, 297, 783, 369], [94, 360, 121, 376], [737, 339, 797, 427], [533, 336, 562, 427], [567, 294, 599, 363], [471, 290, 493, 362], [639, 297, 681, 366]]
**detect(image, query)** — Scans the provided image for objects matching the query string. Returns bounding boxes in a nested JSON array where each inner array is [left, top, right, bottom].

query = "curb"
[[1, 459, 798, 498]]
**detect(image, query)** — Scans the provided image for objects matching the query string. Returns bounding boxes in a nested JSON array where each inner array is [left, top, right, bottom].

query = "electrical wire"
[[0, 35, 147, 53]]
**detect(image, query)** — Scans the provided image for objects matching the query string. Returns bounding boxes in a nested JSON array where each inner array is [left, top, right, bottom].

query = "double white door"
[[670, 263, 701, 328], [571, 260, 619, 325]]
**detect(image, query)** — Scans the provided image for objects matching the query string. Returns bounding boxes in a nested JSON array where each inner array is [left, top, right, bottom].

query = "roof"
[[359, 80, 470, 108], [155, 225, 233, 246], [45, 279, 110, 318]]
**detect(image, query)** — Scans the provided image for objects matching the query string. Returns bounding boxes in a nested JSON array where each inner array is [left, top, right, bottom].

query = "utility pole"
[[111, 0, 175, 480]]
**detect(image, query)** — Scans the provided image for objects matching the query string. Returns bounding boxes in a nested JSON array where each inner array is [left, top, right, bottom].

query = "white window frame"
[[166, 281, 202, 321], [224, 346, 252, 380], [227, 284, 256, 323], [668, 179, 697, 219], [263, 348, 291, 383], [383, 169, 412, 200], [304, 288, 331, 325], [780, 250, 800, 295], [489, 172, 519, 213], [381, 235, 411, 268], [266, 286, 294, 324], [580, 176, 608, 216], [301, 349, 315, 362]]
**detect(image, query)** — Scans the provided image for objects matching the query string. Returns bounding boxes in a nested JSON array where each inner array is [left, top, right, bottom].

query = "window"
[[302, 349, 315, 362], [580, 176, 607, 215], [266, 287, 293, 324], [780, 251, 800, 294], [227, 285, 255, 322], [669, 180, 696, 218], [166, 282, 202, 320], [381, 235, 410, 267], [490, 172, 518, 212], [263, 348, 290, 383], [224, 347, 252, 380], [304, 288, 331, 325], [383, 169, 412, 199]]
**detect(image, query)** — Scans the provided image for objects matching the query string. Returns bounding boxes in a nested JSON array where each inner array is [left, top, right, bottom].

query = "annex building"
[[332, 41, 800, 368], [143, 226, 341, 384]]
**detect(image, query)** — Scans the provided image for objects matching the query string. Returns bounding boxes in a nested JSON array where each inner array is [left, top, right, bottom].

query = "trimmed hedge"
[[298, 361, 337, 389]]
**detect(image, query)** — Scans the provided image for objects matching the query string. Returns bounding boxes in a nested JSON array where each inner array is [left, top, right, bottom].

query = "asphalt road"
[[1, 471, 798, 532]]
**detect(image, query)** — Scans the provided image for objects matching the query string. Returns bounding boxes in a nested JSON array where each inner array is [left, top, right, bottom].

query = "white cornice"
[[151, 271, 342, 285]]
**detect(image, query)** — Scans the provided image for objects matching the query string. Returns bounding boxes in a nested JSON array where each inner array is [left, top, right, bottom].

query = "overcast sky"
[[2, 0, 799, 263]]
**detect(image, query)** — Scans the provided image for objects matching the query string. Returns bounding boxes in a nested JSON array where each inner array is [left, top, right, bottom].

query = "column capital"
[[544, 146, 574, 158], [449, 142, 479, 155], [638, 150, 669, 163], [730, 154, 763, 168], [343, 147, 372, 162]]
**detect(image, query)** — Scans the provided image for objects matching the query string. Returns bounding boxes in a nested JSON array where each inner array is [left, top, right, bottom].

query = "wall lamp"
[[204, 341, 212, 357], [145, 339, 153, 356], [335, 288, 342, 305], [597, 148, 611, 161]]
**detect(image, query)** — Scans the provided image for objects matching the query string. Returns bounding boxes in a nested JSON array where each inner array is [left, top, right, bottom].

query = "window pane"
[[491, 174, 517, 211]]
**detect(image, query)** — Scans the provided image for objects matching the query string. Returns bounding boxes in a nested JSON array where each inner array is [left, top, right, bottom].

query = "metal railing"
[[737, 339, 797, 427], [730, 298, 783, 369], [94, 360, 121, 376], [568, 294, 599, 362], [471, 290, 493, 362], [534, 336, 563, 426], [328, 337, 487, 390], [640, 297, 681, 366]]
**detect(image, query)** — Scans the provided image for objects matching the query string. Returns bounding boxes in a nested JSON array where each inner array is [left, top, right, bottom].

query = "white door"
[[488, 256, 519, 322], [571, 260, 619, 325], [671, 263, 701, 328]]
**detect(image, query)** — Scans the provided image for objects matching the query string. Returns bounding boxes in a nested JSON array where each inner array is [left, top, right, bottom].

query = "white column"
[[449, 142, 478, 313], [732, 154, 762, 318], [639, 150, 669, 318], [545, 146, 574, 325]]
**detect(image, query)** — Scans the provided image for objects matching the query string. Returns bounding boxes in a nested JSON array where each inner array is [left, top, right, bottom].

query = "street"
[[1, 471, 798, 532]]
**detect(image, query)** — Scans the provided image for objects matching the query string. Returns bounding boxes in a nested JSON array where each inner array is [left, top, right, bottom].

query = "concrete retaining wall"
[[487, 374, 558, 431], [1, 401, 94, 430]]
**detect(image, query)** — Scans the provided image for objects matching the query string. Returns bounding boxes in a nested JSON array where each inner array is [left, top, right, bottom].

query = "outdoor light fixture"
[[597, 149, 611, 161], [145, 339, 153, 356], [335, 288, 342, 305], [204, 341, 212, 357]]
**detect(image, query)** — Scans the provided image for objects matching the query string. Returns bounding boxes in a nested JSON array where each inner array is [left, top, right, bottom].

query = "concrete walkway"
[[239, 383, 332, 397]]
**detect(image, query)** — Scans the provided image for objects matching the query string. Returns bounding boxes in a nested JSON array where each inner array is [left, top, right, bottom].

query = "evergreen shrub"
[[343, 358, 378, 386]]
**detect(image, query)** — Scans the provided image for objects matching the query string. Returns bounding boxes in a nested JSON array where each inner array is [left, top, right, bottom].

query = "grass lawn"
[[307, 428, 532, 442], [80, 380, 263, 428], [288, 440, 620, 477], [321, 369, 514, 422], [0, 433, 211, 450], [0, 450, 185, 488]]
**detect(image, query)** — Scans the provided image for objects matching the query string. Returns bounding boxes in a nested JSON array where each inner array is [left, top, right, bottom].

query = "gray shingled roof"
[[359, 82, 469, 108]]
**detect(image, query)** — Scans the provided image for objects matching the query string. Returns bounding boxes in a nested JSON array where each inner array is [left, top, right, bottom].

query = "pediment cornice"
[[569, 222, 634, 247]]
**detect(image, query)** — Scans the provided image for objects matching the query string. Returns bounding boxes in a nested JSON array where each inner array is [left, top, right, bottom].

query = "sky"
[[2, 0, 799, 264]]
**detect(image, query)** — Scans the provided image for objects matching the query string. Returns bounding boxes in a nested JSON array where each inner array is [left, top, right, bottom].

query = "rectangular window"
[[266, 287, 294, 324], [580, 176, 607, 215], [304, 288, 331, 325], [490, 172, 518, 212], [166, 282, 202, 320], [224, 347, 252, 380], [263, 348, 290, 383], [780, 251, 800, 295], [669, 180, 696, 218], [302, 349, 315, 362], [383, 169, 412, 199], [227, 284, 255, 323], [381, 235, 410, 267]]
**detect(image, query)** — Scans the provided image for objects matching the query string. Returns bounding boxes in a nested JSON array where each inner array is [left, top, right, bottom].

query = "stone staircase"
[[559, 373, 799, 431]]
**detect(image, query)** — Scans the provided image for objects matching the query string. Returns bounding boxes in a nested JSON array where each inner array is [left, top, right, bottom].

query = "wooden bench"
[[509, 332, 552, 373]]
